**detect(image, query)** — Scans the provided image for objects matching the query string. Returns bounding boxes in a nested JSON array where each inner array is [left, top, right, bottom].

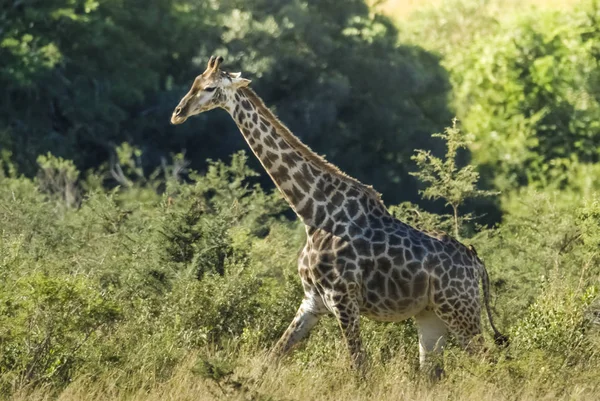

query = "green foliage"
[[410, 119, 497, 237], [2, 0, 600, 398], [0, 0, 179, 172], [36, 153, 80, 208], [0, 149, 17, 179], [1, 139, 599, 398], [407, 0, 600, 192], [468, 187, 600, 337], [389, 201, 454, 234], [0, 0, 451, 207], [513, 285, 597, 354], [0, 273, 121, 387], [160, 151, 287, 278], [0, 149, 303, 391]]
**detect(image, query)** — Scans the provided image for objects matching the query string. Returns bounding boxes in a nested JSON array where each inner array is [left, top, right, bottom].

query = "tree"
[[0, 0, 452, 207], [410, 119, 497, 238]]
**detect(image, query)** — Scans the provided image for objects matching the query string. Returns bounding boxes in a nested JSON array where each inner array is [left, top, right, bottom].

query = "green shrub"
[[36, 153, 80, 208], [0, 273, 121, 389], [512, 285, 597, 354]]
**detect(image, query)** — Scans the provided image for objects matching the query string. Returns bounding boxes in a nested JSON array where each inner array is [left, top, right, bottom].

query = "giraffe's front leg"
[[271, 297, 322, 357], [332, 291, 366, 371]]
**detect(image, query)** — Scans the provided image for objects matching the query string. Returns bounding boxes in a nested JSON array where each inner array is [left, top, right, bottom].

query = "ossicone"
[[207, 55, 224, 70]]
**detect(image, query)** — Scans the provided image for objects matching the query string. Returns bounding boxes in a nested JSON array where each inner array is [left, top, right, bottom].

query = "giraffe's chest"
[[298, 231, 354, 284]]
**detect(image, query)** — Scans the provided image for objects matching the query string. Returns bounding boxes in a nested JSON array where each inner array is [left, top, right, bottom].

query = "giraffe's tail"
[[480, 261, 509, 347], [468, 245, 509, 347]]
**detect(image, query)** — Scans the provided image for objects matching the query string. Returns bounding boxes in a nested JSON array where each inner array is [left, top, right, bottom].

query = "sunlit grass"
[[6, 348, 599, 401], [373, 0, 582, 20]]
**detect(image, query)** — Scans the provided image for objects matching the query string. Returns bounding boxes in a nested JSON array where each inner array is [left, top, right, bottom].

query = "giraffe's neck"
[[223, 87, 390, 232]]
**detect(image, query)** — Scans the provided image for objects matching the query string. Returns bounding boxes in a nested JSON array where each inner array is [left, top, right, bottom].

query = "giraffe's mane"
[[239, 87, 384, 206]]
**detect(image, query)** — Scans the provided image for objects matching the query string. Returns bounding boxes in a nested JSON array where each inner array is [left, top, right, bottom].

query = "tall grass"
[[7, 348, 600, 401]]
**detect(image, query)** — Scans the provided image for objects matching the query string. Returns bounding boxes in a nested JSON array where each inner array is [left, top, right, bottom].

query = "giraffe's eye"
[[204, 87, 216, 92]]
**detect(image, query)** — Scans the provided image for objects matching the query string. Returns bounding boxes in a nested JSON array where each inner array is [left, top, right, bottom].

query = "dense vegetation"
[[1, 0, 600, 400], [0, 0, 451, 206], [404, 0, 600, 192]]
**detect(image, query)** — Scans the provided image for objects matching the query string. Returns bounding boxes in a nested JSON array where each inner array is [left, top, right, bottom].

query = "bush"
[[36, 153, 80, 208], [512, 285, 597, 354], [406, 0, 600, 192], [0, 149, 305, 390], [0, 273, 121, 389]]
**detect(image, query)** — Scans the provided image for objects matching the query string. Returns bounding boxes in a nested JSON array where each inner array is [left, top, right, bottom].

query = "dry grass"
[[373, 0, 582, 20], [6, 349, 600, 401]]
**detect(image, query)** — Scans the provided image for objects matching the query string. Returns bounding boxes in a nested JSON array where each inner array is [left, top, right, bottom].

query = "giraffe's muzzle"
[[171, 107, 188, 125]]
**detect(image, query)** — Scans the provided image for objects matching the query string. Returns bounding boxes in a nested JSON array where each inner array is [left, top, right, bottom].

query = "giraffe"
[[171, 55, 507, 375]]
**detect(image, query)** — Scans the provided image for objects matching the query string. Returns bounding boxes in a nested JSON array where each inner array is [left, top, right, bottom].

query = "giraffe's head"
[[171, 56, 251, 125]]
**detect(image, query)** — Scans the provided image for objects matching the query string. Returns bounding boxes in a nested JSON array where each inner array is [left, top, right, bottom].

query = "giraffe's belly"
[[359, 297, 429, 322], [357, 268, 431, 322]]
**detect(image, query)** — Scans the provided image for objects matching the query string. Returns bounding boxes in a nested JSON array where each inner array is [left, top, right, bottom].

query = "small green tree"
[[36, 153, 80, 208], [410, 119, 497, 238]]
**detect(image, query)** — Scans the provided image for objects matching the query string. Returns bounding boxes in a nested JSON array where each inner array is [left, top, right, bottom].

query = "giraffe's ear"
[[231, 74, 251, 88]]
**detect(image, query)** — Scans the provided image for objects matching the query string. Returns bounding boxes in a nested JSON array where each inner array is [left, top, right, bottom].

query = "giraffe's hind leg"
[[414, 309, 447, 379], [436, 305, 484, 352], [432, 284, 484, 352], [272, 297, 321, 357]]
